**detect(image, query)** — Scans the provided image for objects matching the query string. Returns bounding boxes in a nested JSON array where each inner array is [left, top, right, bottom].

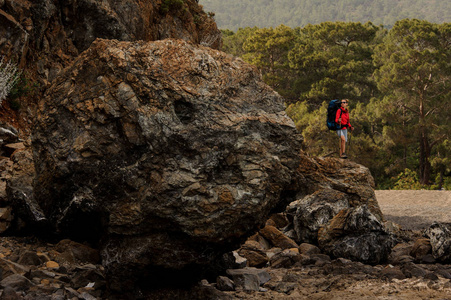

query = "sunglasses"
[[342, 102, 348, 104]]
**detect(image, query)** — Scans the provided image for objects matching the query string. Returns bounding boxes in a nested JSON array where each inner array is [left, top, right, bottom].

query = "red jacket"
[[336, 107, 351, 129]]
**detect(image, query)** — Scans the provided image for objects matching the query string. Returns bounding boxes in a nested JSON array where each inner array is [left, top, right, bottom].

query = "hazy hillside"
[[199, 0, 450, 30]]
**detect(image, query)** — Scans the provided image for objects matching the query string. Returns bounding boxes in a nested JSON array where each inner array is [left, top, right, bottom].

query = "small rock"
[[55, 240, 100, 265], [0, 286, 21, 300], [269, 249, 301, 268], [299, 243, 320, 255], [410, 238, 432, 261], [18, 250, 44, 266], [0, 274, 34, 291], [423, 272, 439, 281], [274, 282, 296, 294], [226, 268, 270, 291], [293, 254, 316, 266], [420, 254, 436, 264], [259, 225, 299, 250], [46, 261, 59, 269], [267, 213, 289, 229], [237, 241, 269, 267], [435, 267, 451, 279], [216, 276, 234, 291], [388, 242, 414, 264], [231, 251, 247, 269], [380, 265, 406, 281], [401, 263, 427, 278], [311, 253, 331, 267]]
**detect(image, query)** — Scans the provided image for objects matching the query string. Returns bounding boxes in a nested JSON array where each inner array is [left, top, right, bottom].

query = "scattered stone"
[[420, 254, 436, 264], [380, 265, 406, 281], [45, 261, 59, 269], [226, 268, 270, 291], [216, 276, 234, 291], [388, 242, 414, 264], [293, 254, 316, 266], [410, 238, 432, 261], [269, 249, 301, 268], [273, 282, 296, 294], [423, 272, 439, 281], [69, 265, 105, 290], [17, 250, 44, 266], [401, 263, 427, 278], [231, 251, 247, 269], [0, 285, 21, 300], [259, 225, 299, 250], [54, 240, 100, 265], [311, 253, 332, 267], [247, 233, 271, 250], [237, 241, 269, 268], [0, 274, 34, 291], [267, 213, 289, 229], [299, 243, 321, 255], [0, 207, 13, 233]]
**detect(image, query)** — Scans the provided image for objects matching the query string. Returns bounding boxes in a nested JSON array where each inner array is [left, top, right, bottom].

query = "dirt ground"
[[375, 190, 451, 230]]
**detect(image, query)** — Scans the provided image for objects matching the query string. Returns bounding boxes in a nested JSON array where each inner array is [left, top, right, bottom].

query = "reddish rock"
[[259, 225, 299, 250]]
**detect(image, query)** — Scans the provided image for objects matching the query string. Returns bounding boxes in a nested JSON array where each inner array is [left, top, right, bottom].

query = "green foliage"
[[8, 73, 39, 110], [221, 20, 450, 189], [9, 74, 38, 99], [200, 0, 450, 30], [392, 169, 422, 190], [160, 0, 185, 14], [242, 25, 298, 101], [288, 21, 381, 106], [373, 20, 451, 185], [221, 27, 259, 57]]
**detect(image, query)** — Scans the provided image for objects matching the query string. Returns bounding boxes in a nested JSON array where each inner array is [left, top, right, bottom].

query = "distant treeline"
[[220, 19, 450, 190], [199, 0, 450, 30]]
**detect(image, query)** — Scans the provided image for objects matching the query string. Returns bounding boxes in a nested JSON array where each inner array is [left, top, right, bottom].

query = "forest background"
[[199, 1, 450, 189]]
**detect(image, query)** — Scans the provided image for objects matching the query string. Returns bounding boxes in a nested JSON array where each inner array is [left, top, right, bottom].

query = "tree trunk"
[[419, 130, 431, 185], [418, 94, 431, 185]]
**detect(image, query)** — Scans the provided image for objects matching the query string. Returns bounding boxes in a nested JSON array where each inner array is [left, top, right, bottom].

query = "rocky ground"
[[215, 190, 451, 300], [0, 190, 449, 299]]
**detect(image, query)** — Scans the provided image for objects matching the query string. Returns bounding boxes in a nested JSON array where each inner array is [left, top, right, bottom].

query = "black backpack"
[[326, 99, 342, 131]]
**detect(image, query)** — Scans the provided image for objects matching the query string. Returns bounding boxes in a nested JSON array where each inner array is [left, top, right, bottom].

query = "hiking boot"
[[340, 153, 348, 159]]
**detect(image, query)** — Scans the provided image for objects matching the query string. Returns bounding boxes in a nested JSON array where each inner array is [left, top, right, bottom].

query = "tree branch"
[[401, 103, 420, 115], [425, 107, 437, 117], [431, 134, 447, 148]]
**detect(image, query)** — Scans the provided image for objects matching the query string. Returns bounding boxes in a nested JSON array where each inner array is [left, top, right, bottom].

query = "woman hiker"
[[336, 99, 354, 159]]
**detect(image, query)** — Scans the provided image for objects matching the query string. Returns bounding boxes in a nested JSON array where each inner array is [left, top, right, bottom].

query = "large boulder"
[[287, 188, 349, 244], [424, 222, 451, 263], [286, 157, 384, 243], [285, 157, 394, 264], [31, 38, 303, 290], [318, 205, 396, 264]]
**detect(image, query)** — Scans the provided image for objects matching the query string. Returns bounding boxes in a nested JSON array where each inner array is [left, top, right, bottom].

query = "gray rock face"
[[0, 4, 29, 66], [424, 222, 451, 263], [31, 38, 303, 289], [318, 205, 397, 264], [287, 188, 349, 244]]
